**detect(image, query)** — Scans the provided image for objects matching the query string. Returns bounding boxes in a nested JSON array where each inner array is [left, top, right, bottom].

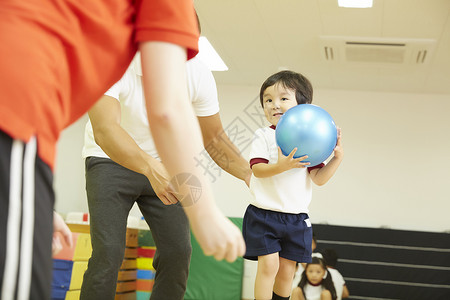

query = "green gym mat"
[[184, 217, 244, 300]]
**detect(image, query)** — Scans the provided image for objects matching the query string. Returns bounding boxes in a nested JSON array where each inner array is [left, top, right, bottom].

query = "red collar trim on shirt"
[[270, 125, 276, 130], [308, 279, 323, 287]]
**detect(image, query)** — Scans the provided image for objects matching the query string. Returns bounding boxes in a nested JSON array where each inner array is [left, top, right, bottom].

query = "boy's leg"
[[272, 292, 291, 300], [255, 253, 279, 300], [80, 157, 138, 300], [273, 257, 297, 299], [0, 132, 54, 300], [137, 198, 191, 300]]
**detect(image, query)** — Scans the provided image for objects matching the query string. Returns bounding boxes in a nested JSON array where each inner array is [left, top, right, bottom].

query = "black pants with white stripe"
[[0, 130, 54, 300]]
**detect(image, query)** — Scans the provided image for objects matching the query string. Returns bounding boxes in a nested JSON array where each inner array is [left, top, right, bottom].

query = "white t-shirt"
[[303, 284, 324, 300], [82, 56, 219, 159], [248, 126, 314, 214], [329, 268, 346, 300]]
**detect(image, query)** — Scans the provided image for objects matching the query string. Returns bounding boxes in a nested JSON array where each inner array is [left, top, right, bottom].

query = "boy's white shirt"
[[82, 55, 219, 160], [249, 127, 313, 214]]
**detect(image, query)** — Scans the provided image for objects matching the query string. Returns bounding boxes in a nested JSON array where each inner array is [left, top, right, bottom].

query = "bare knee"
[[258, 256, 279, 277], [276, 258, 296, 282]]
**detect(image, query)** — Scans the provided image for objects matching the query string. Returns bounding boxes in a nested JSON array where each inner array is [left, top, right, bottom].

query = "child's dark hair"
[[259, 70, 313, 108], [312, 232, 318, 246], [298, 257, 337, 300], [321, 248, 339, 268]]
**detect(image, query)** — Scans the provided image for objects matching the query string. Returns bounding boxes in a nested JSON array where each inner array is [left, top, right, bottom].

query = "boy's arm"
[[88, 95, 179, 205], [139, 41, 245, 262], [252, 147, 309, 178], [198, 113, 251, 186], [309, 127, 344, 186]]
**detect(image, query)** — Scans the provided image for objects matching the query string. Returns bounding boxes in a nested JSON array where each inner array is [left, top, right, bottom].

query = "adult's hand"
[[189, 206, 246, 262], [52, 212, 72, 255], [145, 159, 179, 205]]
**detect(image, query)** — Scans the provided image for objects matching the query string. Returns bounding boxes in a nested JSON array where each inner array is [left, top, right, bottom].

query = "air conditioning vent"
[[415, 50, 428, 64], [324, 46, 335, 61], [319, 36, 435, 66], [345, 41, 405, 64]]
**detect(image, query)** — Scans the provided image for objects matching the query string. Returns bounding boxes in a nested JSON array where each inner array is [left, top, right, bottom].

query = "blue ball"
[[275, 104, 337, 166]]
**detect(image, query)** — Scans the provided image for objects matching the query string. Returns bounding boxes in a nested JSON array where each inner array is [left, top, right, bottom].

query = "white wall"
[[54, 114, 89, 214], [54, 87, 450, 233], [214, 85, 450, 233]]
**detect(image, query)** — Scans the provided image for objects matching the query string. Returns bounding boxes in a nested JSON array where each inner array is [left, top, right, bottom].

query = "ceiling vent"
[[319, 36, 435, 66]]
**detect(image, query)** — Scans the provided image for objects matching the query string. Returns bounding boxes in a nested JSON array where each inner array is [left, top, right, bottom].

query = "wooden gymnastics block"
[[53, 232, 92, 261], [68, 261, 88, 290], [136, 269, 155, 280], [52, 259, 73, 290], [123, 247, 138, 259], [115, 280, 136, 293], [136, 279, 154, 292], [67, 223, 90, 234], [120, 258, 137, 270], [136, 257, 154, 270], [51, 287, 67, 300], [117, 270, 137, 281], [52, 260, 87, 291], [137, 230, 155, 247], [137, 246, 156, 258], [65, 290, 81, 300], [114, 291, 136, 300], [125, 228, 138, 247], [136, 291, 151, 300]]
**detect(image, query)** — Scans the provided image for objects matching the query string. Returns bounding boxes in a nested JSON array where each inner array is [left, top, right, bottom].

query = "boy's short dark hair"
[[259, 70, 313, 108]]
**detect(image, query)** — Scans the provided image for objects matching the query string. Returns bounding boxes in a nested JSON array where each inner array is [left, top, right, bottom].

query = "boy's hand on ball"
[[333, 127, 344, 160], [277, 147, 310, 171]]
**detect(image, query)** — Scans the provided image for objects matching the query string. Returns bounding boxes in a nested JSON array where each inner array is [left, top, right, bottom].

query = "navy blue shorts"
[[242, 205, 313, 263]]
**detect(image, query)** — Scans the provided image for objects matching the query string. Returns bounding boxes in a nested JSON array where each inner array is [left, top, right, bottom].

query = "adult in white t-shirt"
[[321, 248, 350, 300], [80, 54, 251, 300], [328, 268, 347, 300]]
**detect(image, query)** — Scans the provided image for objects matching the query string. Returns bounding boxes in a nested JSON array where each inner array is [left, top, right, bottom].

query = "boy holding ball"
[[243, 70, 343, 300]]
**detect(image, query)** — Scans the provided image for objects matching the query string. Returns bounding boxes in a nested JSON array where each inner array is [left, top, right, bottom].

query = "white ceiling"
[[195, 0, 450, 94]]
